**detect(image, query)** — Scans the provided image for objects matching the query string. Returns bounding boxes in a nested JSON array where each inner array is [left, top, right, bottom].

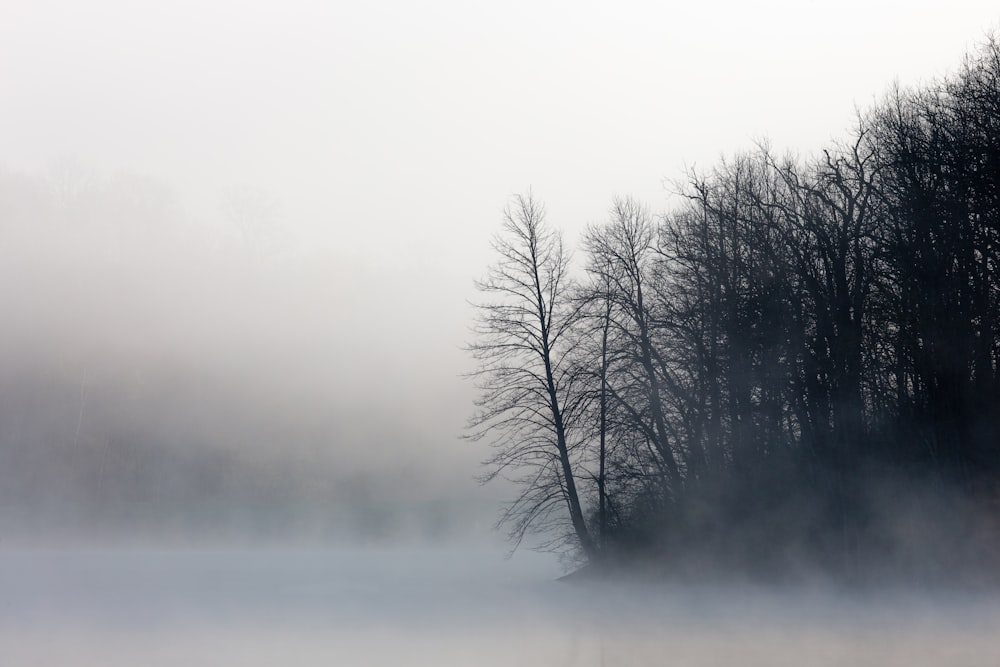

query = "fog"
[[3, 1, 1000, 664], [0, 172, 487, 542], [4, 547, 1000, 666], [2, 0, 996, 545]]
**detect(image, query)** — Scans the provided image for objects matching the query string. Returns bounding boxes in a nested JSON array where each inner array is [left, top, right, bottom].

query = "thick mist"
[[0, 164, 494, 544], [3, 2, 1000, 666]]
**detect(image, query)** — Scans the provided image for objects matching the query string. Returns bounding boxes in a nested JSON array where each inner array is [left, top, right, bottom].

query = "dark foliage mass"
[[469, 36, 1000, 582]]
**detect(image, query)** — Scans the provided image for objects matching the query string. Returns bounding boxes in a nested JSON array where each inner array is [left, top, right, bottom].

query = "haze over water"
[[4, 546, 1000, 667]]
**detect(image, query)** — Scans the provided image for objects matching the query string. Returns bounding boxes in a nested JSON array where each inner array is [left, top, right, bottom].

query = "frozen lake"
[[2, 546, 999, 666]]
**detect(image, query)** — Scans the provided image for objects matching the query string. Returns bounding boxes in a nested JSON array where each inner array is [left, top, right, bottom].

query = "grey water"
[[3, 546, 999, 666]]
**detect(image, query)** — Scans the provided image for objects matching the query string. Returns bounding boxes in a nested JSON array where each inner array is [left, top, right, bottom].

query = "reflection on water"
[[2, 547, 999, 666]]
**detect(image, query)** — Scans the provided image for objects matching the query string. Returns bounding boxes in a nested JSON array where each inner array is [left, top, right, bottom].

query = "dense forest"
[[468, 36, 1000, 582]]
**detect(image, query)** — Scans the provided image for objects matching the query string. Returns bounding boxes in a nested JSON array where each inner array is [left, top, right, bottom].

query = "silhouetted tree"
[[467, 193, 597, 557]]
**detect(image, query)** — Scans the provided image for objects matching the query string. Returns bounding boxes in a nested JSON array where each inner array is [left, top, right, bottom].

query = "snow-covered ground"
[[2, 546, 999, 666]]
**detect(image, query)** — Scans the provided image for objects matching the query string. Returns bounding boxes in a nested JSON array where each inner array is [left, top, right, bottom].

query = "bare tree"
[[466, 192, 597, 557], [584, 198, 687, 488]]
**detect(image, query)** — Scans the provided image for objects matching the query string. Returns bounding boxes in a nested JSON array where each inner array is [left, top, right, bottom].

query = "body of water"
[[2, 546, 998, 666]]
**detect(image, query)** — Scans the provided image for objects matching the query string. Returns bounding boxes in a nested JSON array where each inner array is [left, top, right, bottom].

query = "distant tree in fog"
[[221, 184, 283, 248]]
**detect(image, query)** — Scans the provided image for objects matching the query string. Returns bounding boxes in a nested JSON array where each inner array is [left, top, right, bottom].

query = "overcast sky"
[[1, 1, 998, 542]]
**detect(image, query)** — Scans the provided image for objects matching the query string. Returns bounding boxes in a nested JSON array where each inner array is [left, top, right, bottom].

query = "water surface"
[[2, 546, 998, 666]]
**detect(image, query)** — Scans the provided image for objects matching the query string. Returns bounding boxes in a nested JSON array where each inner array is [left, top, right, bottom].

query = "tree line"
[[468, 36, 1000, 580]]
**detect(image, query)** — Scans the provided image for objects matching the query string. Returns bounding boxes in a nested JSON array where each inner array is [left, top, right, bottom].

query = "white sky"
[[4, 1, 998, 263], [0, 0, 997, 537]]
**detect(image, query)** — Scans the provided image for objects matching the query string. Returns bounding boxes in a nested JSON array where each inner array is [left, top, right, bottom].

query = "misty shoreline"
[[559, 556, 1000, 596]]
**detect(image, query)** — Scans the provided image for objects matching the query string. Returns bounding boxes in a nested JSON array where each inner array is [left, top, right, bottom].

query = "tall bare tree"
[[467, 193, 597, 557]]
